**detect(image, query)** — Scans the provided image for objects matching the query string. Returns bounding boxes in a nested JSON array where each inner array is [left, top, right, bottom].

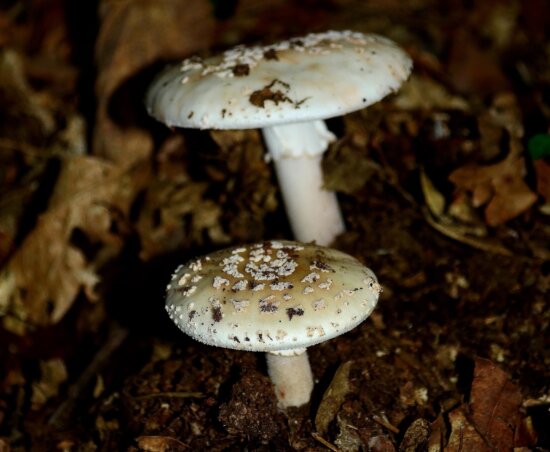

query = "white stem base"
[[266, 350, 314, 408], [262, 121, 345, 246]]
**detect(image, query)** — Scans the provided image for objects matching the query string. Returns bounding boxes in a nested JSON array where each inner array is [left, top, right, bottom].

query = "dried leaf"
[[0, 49, 55, 144], [446, 408, 491, 452], [534, 159, 550, 204], [420, 168, 446, 217], [315, 360, 353, 434], [428, 415, 446, 452], [400, 418, 430, 452], [468, 358, 523, 449], [449, 151, 537, 226], [393, 75, 469, 111], [0, 156, 136, 334], [136, 179, 228, 260], [94, 0, 215, 165], [31, 358, 68, 410], [446, 358, 530, 451], [335, 413, 363, 452]]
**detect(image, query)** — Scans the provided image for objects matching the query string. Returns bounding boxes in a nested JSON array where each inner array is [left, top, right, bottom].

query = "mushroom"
[[165, 240, 381, 408], [146, 30, 412, 245]]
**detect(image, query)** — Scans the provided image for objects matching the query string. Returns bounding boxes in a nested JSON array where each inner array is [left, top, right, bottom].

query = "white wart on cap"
[[147, 30, 412, 246], [165, 240, 381, 407]]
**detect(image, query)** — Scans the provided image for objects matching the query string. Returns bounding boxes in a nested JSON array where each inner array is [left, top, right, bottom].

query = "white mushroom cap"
[[146, 30, 412, 130], [165, 240, 381, 354]]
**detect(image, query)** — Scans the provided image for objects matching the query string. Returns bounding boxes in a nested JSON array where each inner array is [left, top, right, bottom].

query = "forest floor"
[[0, 0, 549, 450]]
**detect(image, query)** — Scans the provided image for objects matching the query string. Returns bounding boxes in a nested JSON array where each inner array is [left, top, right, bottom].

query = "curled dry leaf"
[[315, 360, 353, 435], [449, 93, 536, 226], [0, 156, 135, 334], [449, 150, 537, 226]]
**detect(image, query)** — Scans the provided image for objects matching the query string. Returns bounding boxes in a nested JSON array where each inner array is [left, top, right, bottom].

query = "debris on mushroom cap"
[[165, 241, 381, 353], [146, 30, 412, 130]]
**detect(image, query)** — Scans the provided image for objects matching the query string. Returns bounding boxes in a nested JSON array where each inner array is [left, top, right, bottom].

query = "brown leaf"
[[428, 415, 446, 452], [0, 156, 136, 334], [400, 418, 430, 452], [93, 0, 215, 166], [446, 408, 491, 452], [449, 152, 537, 226], [31, 358, 68, 410], [136, 435, 187, 451], [315, 360, 353, 435], [468, 358, 523, 450], [446, 29, 509, 96], [534, 158, 550, 203], [446, 358, 530, 451]]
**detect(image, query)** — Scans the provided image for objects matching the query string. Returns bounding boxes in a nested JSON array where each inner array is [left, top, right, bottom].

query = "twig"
[[48, 323, 129, 428], [132, 391, 204, 401], [372, 414, 400, 434], [311, 432, 339, 451]]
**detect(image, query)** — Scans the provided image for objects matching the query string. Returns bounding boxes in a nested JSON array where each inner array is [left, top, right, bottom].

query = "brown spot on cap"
[[249, 80, 292, 108], [232, 64, 250, 76], [263, 49, 279, 60], [286, 307, 304, 320], [212, 306, 222, 322]]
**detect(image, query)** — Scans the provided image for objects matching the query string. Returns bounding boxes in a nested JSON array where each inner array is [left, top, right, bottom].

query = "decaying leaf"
[[94, 0, 215, 166], [136, 435, 188, 451], [427, 415, 446, 451], [449, 93, 537, 226], [334, 413, 363, 452], [393, 75, 469, 112], [136, 179, 227, 260], [446, 358, 532, 451], [468, 358, 523, 449], [0, 155, 137, 334], [534, 158, 550, 205], [31, 358, 68, 410], [447, 408, 491, 452], [315, 360, 353, 435], [400, 418, 430, 452], [449, 150, 537, 226]]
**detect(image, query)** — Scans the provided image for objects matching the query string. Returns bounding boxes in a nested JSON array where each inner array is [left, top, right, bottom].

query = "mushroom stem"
[[266, 349, 314, 408], [262, 121, 345, 246]]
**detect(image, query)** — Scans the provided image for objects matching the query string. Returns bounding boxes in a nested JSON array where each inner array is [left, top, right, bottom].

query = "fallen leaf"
[[468, 358, 523, 449], [533, 159, 550, 204], [315, 360, 353, 435], [31, 358, 68, 410], [428, 415, 446, 452], [0, 156, 136, 334], [400, 418, 430, 452], [449, 151, 537, 226], [94, 0, 215, 166], [393, 75, 469, 111], [445, 358, 533, 451], [447, 407, 491, 452], [446, 29, 509, 96]]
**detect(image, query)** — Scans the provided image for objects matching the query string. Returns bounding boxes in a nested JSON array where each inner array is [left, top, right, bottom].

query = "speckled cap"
[[165, 241, 381, 355], [146, 30, 412, 129]]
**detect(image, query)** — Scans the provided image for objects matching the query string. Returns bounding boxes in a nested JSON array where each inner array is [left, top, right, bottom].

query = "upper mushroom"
[[147, 31, 412, 245]]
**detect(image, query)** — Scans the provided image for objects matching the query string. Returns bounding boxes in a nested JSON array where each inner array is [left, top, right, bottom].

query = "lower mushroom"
[[164, 240, 381, 408]]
